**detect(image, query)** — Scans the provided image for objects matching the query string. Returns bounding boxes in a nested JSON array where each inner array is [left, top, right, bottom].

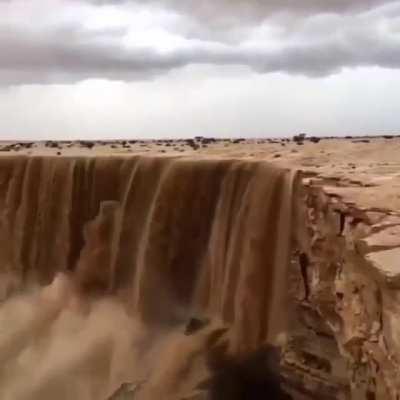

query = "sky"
[[0, 0, 400, 139]]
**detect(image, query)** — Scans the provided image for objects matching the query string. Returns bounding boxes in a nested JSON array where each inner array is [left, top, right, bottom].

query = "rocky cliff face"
[[283, 177, 400, 400]]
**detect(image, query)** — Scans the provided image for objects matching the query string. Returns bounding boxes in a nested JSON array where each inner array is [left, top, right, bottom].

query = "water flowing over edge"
[[0, 155, 298, 399]]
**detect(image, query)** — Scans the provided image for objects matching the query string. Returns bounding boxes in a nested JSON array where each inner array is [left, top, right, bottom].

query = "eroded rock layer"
[[0, 155, 298, 399], [283, 177, 400, 400]]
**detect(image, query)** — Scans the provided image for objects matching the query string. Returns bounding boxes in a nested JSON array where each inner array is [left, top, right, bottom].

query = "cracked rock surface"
[[283, 172, 400, 399]]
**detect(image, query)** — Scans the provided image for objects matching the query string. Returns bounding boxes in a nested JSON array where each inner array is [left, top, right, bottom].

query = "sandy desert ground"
[[2, 135, 400, 211]]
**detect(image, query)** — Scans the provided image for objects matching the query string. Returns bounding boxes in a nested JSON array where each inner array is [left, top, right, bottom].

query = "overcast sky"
[[0, 0, 400, 139]]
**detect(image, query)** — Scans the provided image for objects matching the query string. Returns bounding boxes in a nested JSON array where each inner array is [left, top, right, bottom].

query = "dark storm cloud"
[[0, 0, 400, 84], [86, 0, 394, 41], [87, 0, 391, 20]]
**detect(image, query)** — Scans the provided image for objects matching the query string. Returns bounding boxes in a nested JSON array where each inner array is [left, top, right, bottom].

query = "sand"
[[2, 135, 400, 211]]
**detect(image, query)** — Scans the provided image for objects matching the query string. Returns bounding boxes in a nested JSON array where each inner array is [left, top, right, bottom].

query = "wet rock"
[[205, 344, 292, 400], [108, 382, 144, 399], [185, 317, 210, 335]]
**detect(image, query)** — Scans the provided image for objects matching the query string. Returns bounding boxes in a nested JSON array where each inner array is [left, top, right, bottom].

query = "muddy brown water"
[[0, 156, 297, 399]]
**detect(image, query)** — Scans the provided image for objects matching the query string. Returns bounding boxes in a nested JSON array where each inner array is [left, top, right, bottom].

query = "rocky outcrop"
[[283, 177, 400, 399]]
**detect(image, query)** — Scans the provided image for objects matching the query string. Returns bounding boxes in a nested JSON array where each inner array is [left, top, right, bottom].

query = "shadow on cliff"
[[204, 347, 293, 400], [196, 323, 293, 400]]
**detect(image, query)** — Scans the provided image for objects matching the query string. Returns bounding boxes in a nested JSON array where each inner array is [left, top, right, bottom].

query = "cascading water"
[[0, 155, 298, 399]]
